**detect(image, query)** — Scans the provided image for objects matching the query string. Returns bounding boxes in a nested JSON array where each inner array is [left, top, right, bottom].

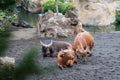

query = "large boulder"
[[0, 57, 15, 80], [37, 10, 82, 38], [72, 0, 116, 26]]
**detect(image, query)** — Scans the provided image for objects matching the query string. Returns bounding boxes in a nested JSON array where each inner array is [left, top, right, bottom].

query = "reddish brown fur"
[[56, 49, 78, 69], [73, 31, 94, 61]]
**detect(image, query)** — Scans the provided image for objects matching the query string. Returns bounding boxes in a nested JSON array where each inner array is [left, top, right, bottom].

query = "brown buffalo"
[[56, 49, 78, 69], [73, 31, 94, 61], [40, 40, 72, 57]]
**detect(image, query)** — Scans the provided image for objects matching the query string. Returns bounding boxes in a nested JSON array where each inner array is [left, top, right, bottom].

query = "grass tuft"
[[15, 48, 40, 80]]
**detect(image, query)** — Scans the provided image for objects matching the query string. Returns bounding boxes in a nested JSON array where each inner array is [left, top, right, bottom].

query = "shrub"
[[0, 8, 18, 26], [59, 2, 73, 14], [42, 0, 73, 14], [0, 10, 5, 21], [15, 48, 40, 80], [15, 47, 56, 80], [42, 0, 56, 13], [115, 11, 120, 23], [0, 9, 17, 56], [59, 0, 65, 3], [115, 24, 120, 31]]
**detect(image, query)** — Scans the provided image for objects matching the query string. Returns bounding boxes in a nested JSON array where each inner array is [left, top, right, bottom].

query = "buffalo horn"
[[40, 40, 53, 47]]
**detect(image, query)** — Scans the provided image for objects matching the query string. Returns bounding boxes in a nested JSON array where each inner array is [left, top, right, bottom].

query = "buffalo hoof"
[[77, 54, 81, 59], [81, 58, 87, 63], [68, 64, 73, 67], [58, 66, 63, 70], [88, 54, 92, 57], [82, 60, 87, 64], [58, 65, 63, 70], [74, 61, 78, 64]]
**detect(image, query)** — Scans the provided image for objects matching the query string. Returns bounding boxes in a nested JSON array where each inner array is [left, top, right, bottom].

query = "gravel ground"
[[5, 32, 120, 80]]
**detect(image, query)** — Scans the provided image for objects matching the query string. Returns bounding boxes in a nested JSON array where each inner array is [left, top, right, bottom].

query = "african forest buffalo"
[[73, 31, 94, 61], [56, 49, 78, 69], [40, 40, 72, 57]]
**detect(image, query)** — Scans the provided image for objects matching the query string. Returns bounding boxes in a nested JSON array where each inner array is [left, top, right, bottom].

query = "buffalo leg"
[[80, 53, 87, 62], [67, 60, 74, 67], [88, 43, 94, 57]]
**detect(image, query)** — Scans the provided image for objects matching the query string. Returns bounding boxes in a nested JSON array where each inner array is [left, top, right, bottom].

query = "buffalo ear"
[[61, 49, 64, 52], [64, 52, 67, 54], [61, 49, 67, 54]]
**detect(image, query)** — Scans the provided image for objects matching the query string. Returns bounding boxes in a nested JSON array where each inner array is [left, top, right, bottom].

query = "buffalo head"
[[77, 47, 90, 61], [40, 40, 54, 57], [60, 49, 74, 60], [57, 49, 75, 69]]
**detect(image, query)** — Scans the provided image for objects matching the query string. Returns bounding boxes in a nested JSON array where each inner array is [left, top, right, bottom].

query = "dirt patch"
[[10, 28, 37, 40], [5, 32, 120, 80]]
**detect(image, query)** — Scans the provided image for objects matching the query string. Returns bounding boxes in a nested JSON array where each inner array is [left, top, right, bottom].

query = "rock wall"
[[72, 0, 116, 26]]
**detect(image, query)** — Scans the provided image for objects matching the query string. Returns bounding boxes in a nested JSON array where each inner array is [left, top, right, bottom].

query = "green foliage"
[[15, 48, 40, 80], [0, 28, 11, 56], [42, 0, 56, 13], [0, 0, 16, 4], [0, 9, 18, 27], [59, 0, 65, 3], [0, 10, 5, 20], [116, 11, 120, 23], [15, 47, 56, 80], [42, 0, 73, 14], [0, 27, 5, 32], [0, 0, 16, 9], [0, 6, 18, 56], [8, 13, 18, 22], [115, 0, 120, 1], [115, 24, 120, 31], [59, 2, 73, 14]]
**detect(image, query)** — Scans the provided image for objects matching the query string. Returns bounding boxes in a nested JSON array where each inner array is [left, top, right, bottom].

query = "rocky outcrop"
[[115, 1, 120, 12], [72, 0, 116, 26], [21, 0, 43, 13], [37, 10, 83, 38]]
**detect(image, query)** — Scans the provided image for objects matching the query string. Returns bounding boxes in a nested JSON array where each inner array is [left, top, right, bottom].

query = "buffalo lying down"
[[57, 49, 78, 69], [40, 40, 72, 57]]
